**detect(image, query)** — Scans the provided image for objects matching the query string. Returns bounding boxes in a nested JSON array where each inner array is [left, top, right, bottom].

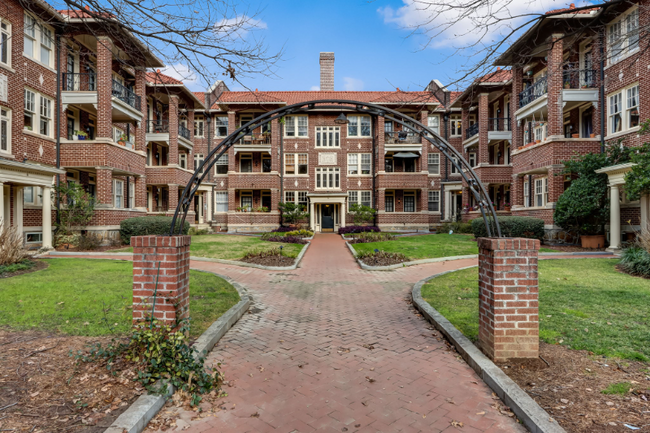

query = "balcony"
[[465, 123, 479, 140], [488, 117, 512, 142], [146, 164, 192, 186], [61, 73, 142, 122], [60, 138, 145, 177], [234, 133, 273, 154], [519, 76, 547, 109], [145, 121, 193, 150], [385, 131, 421, 144]]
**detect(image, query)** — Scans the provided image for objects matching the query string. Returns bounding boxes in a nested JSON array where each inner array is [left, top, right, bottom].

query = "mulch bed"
[[543, 244, 607, 253], [0, 259, 49, 279], [497, 342, 650, 432], [0, 330, 143, 433], [358, 255, 407, 266], [239, 255, 296, 267]]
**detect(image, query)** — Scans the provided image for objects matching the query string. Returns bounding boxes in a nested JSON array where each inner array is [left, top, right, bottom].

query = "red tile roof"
[[58, 9, 115, 19], [478, 68, 512, 83], [545, 3, 599, 15], [193, 92, 206, 104], [215, 90, 439, 107], [145, 71, 183, 85]]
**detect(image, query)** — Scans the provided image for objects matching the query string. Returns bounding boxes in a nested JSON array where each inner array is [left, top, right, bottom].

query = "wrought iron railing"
[[519, 76, 548, 108], [488, 118, 511, 132], [147, 120, 169, 133], [465, 123, 479, 139], [238, 133, 272, 145], [61, 72, 96, 91], [562, 69, 598, 89], [179, 124, 191, 140], [384, 131, 420, 144], [112, 79, 141, 111]]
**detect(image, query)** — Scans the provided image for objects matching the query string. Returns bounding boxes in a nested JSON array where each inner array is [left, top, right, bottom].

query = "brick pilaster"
[[547, 35, 564, 137], [478, 93, 489, 165], [168, 184, 179, 212], [478, 237, 540, 361], [228, 111, 237, 173], [271, 118, 280, 173], [96, 167, 113, 207], [420, 111, 429, 173], [511, 175, 523, 208], [547, 165, 565, 204], [96, 37, 113, 140], [169, 95, 179, 165], [132, 235, 191, 327], [134, 68, 147, 152], [511, 67, 523, 149], [376, 116, 385, 172], [136, 175, 147, 209]]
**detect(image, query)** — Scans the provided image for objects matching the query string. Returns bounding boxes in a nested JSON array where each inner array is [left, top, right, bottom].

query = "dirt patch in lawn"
[[0, 259, 48, 279], [0, 330, 143, 433], [55, 244, 128, 253], [496, 342, 650, 432], [239, 255, 296, 267]]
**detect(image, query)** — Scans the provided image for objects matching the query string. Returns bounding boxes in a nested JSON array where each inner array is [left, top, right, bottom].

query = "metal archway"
[[169, 100, 502, 237]]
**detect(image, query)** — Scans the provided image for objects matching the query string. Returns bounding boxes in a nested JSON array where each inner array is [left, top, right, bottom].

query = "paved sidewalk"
[[145, 234, 525, 433]]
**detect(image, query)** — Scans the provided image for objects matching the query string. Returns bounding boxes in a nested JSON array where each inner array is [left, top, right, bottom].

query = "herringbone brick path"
[[147, 234, 525, 433]]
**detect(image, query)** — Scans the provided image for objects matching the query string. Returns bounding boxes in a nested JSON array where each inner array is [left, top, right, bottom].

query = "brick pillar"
[[134, 68, 147, 152], [132, 235, 191, 327], [96, 37, 113, 140], [419, 189, 427, 213], [478, 238, 540, 361], [271, 188, 279, 211], [420, 111, 428, 173], [547, 165, 565, 204], [511, 175, 523, 208], [271, 118, 280, 173], [96, 167, 113, 207], [227, 111, 237, 172], [377, 188, 385, 213], [168, 184, 179, 212], [169, 96, 179, 165], [376, 115, 385, 172], [511, 67, 523, 149], [547, 35, 564, 138], [478, 93, 489, 165], [136, 175, 147, 209], [461, 106, 469, 144]]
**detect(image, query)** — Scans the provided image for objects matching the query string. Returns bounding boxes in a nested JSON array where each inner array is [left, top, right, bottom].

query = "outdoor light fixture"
[[374, 249, 379, 253], [334, 113, 348, 124]]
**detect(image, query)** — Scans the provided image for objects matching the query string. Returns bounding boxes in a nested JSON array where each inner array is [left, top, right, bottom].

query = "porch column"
[[42, 186, 53, 249], [206, 190, 213, 223], [0, 182, 5, 231], [640, 194, 649, 230], [608, 185, 621, 251], [168, 184, 179, 213], [13, 186, 24, 237], [340, 202, 346, 228], [96, 37, 113, 140], [309, 201, 315, 230]]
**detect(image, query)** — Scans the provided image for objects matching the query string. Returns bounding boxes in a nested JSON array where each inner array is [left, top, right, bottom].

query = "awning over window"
[[392, 152, 419, 158]]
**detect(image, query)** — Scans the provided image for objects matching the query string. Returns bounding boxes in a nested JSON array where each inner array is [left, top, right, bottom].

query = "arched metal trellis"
[[169, 100, 502, 237]]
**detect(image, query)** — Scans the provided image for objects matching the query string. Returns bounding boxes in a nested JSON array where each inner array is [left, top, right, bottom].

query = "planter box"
[[580, 234, 605, 249]]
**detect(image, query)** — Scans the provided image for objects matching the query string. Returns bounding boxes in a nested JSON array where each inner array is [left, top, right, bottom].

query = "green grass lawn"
[[421, 259, 650, 361], [108, 234, 304, 260], [0, 259, 240, 338], [352, 233, 479, 260]]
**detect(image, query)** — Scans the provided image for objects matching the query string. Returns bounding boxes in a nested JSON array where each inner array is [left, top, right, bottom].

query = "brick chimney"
[[319, 52, 335, 91]]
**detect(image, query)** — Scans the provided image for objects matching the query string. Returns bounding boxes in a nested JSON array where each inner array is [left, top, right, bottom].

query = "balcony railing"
[[151, 205, 169, 213], [147, 120, 169, 133], [465, 123, 479, 139], [238, 133, 272, 145], [519, 76, 547, 108], [61, 72, 96, 91], [112, 79, 141, 111], [179, 124, 191, 140], [385, 131, 421, 144], [563, 69, 598, 89], [488, 118, 511, 132]]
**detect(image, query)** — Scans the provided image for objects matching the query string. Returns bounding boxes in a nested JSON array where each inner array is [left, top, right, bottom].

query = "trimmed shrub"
[[440, 221, 473, 234], [120, 216, 190, 245], [338, 226, 381, 235], [274, 227, 295, 233], [620, 246, 650, 278], [471, 216, 545, 240]]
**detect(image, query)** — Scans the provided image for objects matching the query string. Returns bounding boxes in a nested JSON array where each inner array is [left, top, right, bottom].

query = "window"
[[626, 85, 639, 129], [348, 190, 372, 210], [316, 126, 340, 147], [285, 191, 295, 203], [427, 116, 440, 135], [262, 155, 272, 173], [450, 115, 462, 136], [428, 191, 440, 212], [608, 7, 638, 64], [240, 153, 252, 173], [179, 153, 187, 169], [284, 153, 308, 175], [215, 153, 228, 175], [24, 186, 35, 204], [25, 232, 42, 244], [608, 84, 639, 134], [1, 19, 11, 67], [240, 191, 252, 210], [609, 92, 622, 133], [404, 191, 416, 212], [384, 120, 393, 133], [194, 154, 204, 174], [24, 89, 52, 137], [315, 167, 340, 189], [23, 14, 53, 67], [261, 191, 271, 209], [535, 178, 548, 207], [468, 152, 477, 168], [285, 115, 308, 137], [404, 158, 416, 173], [113, 179, 124, 208], [524, 180, 530, 208], [450, 156, 459, 174], [216, 192, 228, 212], [113, 127, 124, 143], [0, 108, 10, 153], [428, 153, 440, 175], [348, 191, 357, 211], [215, 116, 228, 137], [347, 115, 371, 137], [347, 153, 371, 175], [384, 157, 394, 173], [39, 96, 51, 136], [24, 89, 35, 131], [194, 115, 204, 137], [385, 191, 394, 212]]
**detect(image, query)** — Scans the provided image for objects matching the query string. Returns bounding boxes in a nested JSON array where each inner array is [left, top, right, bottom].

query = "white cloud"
[[343, 77, 364, 91], [378, 0, 593, 48], [158, 64, 204, 91], [310, 85, 320, 91], [214, 15, 268, 40]]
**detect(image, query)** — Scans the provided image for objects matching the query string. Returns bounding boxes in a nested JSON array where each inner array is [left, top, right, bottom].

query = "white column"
[[309, 202, 315, 230], [641, 194, 649, 230], [207, 190, 213, 223], [0, 182, 4, 231], [2, 184, 8, 230], [42, 186, 53, 249], [608, 185, 621, 251], [340, 202, 346, 228], [13, 186, 24, 237]]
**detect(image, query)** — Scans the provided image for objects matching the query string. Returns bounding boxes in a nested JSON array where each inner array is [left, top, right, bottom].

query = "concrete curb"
[[46, 251, 133, 256], [104, 270, 252, 433], [411, 268, 566, 433], [539, 251, 615, 256]]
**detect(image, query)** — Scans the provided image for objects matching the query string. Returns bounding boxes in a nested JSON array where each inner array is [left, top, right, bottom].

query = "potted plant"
[[25, 125, 33, 131], [590, 133, 596, 138], [76, 130, 87, 140], [504, 202, 511, 212], [118, 133, 128, 146], [535, 139, 541, 144], [572, 133, 580, 138]]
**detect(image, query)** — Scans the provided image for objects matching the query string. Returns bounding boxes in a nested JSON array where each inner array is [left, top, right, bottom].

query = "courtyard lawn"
[[0, 259, 240, 338], [352, 233, 478, 260], [421, 259, 650, 361], [108, 234, 304, 260]]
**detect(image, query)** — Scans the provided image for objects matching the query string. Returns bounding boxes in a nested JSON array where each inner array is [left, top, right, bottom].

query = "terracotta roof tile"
[[478, 69, 512, 83], [193, 92, 206, 104], [215, 90, 439, 107], [58, 9, 115, 19], [145, 71, 183, 85], [545, 3, 599, 15]]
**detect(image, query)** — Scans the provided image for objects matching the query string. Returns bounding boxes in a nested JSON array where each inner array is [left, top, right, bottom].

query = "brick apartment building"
[[0, 0, 649, 245]]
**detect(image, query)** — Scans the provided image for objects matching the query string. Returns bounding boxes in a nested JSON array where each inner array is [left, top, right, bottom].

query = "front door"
[[322, 204, 334, 231]]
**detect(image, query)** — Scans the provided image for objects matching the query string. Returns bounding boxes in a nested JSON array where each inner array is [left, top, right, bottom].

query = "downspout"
[[599, 30, 606, 154], [55, 32, 62, 226], [206, 94, 212, 225], [372, 115, 377, 227], [279, 120, 284, 225], [441, 113, 450, 220]]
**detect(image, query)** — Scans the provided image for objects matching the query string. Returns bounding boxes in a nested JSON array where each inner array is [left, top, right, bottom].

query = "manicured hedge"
[[120, 216, 190, 244], [338, 226, 381, 235], [620, 247, 650, 278], [471, 216, 545, 240]]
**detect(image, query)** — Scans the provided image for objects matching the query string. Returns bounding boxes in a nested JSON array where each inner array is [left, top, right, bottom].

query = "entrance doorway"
[[321, 204, 334, 232]]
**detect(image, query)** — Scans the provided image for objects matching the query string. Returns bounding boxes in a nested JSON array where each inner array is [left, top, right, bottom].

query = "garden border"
[[104, 270, 252, 433], [411, 268, 566, 433]]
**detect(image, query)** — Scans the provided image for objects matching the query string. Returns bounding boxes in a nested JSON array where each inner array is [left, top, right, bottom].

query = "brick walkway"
[[145, 234, 526, 433]]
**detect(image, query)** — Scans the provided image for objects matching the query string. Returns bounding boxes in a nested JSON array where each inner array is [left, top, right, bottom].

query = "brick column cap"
[[478, 237, 540, 251], [132, 235, 191, 248]]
